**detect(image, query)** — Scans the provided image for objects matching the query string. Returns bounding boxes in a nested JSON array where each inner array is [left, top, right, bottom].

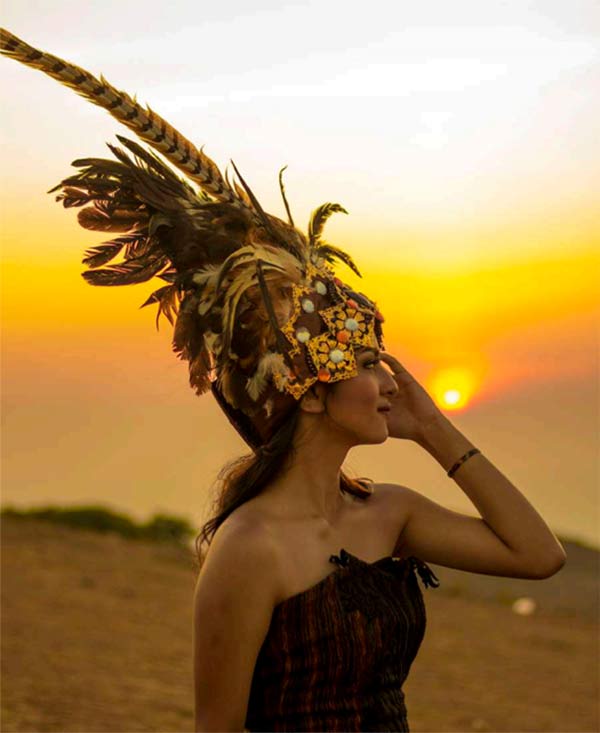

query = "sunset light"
[[430, 366, 483, 412], [1, 1, 598, 554], [442, 390, 462, 408], [1, 6, 597, 730]]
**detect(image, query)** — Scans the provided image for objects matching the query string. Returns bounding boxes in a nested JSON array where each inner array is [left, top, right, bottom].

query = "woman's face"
[[319, 346, 399, 446]]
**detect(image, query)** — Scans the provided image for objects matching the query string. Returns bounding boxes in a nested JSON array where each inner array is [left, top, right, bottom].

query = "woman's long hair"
[[194, 403, 373, 567]]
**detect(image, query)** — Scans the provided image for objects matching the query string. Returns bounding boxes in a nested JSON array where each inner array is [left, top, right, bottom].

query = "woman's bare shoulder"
[[197, 511, 286, 612], [369, 482, 412, 549], [203, 504, 284, 576], [209, 505, 277, 558]]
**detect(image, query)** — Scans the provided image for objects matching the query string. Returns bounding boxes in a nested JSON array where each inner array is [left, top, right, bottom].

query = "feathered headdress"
[[0, 28, 385, 448]]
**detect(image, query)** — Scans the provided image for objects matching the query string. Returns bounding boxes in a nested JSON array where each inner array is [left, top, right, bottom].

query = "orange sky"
[[1, 2, 599, 549]]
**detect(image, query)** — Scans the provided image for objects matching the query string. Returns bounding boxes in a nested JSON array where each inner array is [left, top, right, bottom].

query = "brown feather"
[[81, 252, 169, 286], [0, 27, 251, 212], [307, 202, 348, 249], [77, 206, 141, 232]]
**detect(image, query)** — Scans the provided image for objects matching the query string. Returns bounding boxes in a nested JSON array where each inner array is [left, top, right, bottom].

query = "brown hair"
[[194, 401, 373, 566]]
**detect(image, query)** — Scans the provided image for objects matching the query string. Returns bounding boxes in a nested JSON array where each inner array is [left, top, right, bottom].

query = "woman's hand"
[[379, 352, 447, 443]]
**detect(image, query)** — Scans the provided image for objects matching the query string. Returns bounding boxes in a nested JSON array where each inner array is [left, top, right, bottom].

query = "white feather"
[[246, 351, 287, 401]]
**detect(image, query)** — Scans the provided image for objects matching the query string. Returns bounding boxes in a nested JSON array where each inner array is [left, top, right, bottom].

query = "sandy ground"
[[1, 516, 598, 733]]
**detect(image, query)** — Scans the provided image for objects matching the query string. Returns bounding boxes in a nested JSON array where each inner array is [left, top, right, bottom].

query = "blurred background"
[[1, 1, 598, 731]]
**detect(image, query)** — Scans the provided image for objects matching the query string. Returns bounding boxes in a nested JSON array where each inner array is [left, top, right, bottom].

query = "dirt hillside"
[[1, 516, 597, 732]]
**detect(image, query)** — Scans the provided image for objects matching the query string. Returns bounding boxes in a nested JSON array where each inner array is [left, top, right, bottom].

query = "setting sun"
[[429, 366, 484, 412], [442, 389, 462, 407], [1, 1, 598, 558]]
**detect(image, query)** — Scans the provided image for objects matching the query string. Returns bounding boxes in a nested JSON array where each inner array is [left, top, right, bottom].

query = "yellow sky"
[[1, 1, 599, 548]]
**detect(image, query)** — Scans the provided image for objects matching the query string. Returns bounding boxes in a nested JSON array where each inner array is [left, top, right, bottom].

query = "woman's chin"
[[362, 426, 389, 445], [378, 430, 390, 444], [348, 419, 390, 446]]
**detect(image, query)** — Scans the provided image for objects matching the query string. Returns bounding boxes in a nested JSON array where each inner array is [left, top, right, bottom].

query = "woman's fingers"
[[379, 351, 401, 371], [380, 352, 414, 385]]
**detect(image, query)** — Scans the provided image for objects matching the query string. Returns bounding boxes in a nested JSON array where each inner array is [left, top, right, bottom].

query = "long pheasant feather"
[[0, 27, 251, 214]]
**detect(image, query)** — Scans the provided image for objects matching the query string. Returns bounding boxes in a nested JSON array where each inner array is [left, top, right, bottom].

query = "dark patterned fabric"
[[245, 548, 440, 732]]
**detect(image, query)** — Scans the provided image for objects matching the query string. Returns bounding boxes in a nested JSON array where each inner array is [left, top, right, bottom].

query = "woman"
[[194, 346, 566, 732], [0, 28, 567, 733]]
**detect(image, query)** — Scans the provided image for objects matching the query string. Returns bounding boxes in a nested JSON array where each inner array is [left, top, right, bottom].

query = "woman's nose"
[[381, 368, 399, 397]]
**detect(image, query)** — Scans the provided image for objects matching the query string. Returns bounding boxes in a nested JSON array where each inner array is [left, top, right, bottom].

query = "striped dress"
[[245, 547, 440, 732]]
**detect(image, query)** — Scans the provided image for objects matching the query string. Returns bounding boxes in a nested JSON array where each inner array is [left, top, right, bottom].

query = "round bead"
[[317, 367, 331, 381], [329, 348, 345, 364], [336, 330, 350, 343], [313, 280, 327, 295], [346, 298, 358, 309], [344, 317, 359, 332], [301, 298, 315, 313], [375, 309, 385, 322], [295, 326, 310, 343], [333, 277, 343, 287]]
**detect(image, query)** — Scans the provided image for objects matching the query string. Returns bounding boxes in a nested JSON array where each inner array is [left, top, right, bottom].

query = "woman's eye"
[[364, 358, 381, 369]]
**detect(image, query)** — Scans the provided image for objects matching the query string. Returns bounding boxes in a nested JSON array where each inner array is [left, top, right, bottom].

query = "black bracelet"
[[447, 448, 481, 478]]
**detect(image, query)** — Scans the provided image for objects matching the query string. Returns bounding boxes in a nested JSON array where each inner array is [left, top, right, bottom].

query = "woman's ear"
[[299, 383, 326, 414]]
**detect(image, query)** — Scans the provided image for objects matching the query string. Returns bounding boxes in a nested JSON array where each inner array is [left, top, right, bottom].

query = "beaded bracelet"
[[447, 448, 481, 478]]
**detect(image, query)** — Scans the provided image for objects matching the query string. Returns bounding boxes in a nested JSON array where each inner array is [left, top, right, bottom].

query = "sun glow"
[[429, 366, 483, 412], [442, 389, 462, 407]]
